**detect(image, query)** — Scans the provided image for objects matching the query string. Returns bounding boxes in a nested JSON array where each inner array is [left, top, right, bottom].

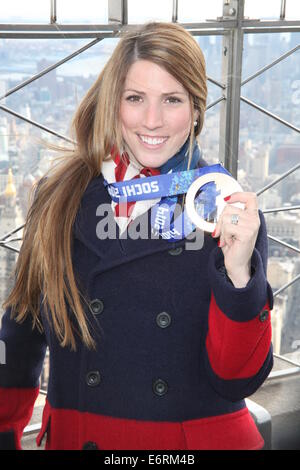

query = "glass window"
[[286, 0, 300, 20], [2, 38, 118, 138], [128, 0, 173, 23], [242, 33, 300, 130], [57, 0, 108, 24], [178, 0, 223, 23], [244, 0, 281, 20], [197, 35, 223, 165], [239, 32, 300, 357], [0, 0, 50, 23]]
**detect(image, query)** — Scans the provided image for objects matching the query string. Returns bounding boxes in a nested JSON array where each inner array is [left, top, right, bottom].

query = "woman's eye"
[[166, 96, 181, 104], [125, 95, 142, 103]]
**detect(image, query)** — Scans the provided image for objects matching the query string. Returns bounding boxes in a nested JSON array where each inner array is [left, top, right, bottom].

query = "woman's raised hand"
[[212, 192, 260, 288]]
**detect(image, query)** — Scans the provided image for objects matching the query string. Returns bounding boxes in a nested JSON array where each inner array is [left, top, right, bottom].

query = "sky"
[[0, 0, 300, 23]]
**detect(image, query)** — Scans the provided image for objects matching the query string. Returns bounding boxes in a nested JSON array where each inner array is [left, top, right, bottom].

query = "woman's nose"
[[143, 103, 164, 129]]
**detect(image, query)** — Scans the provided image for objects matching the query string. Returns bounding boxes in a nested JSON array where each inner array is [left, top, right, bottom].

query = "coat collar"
[[101, 156, 161, 236]]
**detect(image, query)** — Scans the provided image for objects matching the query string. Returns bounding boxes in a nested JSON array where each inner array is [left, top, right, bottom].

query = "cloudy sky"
[[0, 0, 299, 23]]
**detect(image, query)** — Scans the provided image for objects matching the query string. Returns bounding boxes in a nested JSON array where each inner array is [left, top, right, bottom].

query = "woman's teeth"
[[139, 135, 167, 145]]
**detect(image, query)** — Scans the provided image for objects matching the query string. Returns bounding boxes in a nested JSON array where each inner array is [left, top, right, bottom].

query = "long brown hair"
[[3, 22, 207, 350]]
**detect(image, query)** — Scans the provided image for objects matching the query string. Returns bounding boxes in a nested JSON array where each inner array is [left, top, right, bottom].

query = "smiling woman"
[[0, 22, 273, 451]]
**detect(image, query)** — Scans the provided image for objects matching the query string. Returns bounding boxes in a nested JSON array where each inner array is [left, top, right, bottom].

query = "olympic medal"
[[185, 172, 244, 232]]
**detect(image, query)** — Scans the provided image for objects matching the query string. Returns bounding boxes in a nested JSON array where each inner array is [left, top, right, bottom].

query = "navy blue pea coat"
[[0, 173, 273, 450]]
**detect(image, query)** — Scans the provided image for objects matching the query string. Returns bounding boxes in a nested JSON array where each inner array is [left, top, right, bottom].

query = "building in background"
[[0, 169, 23, 313]]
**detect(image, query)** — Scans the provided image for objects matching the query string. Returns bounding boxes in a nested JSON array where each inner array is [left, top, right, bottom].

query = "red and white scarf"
[[101, 151, 161, 235]]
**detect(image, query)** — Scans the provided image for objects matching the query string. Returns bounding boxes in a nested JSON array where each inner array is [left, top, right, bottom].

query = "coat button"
[[168, 247, 183, 256], [82, 441, 98, 450], [153, 378, 168, 397], [156, 312, 171, 328], [259, 309, 269, 322], [86, 371, 101, 387], [89, 299, 104, 315]]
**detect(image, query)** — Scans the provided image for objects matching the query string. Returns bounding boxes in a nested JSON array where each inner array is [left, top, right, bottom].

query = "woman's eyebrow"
[[123, 89, 146, 95], [123, 88, 186, 96]]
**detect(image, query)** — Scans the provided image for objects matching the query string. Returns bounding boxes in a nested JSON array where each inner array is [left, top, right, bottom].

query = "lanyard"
[[103, 163, 231, 241]]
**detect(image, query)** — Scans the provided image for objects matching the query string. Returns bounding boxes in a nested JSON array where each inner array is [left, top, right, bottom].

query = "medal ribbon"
[[103, 163, 231, 241]]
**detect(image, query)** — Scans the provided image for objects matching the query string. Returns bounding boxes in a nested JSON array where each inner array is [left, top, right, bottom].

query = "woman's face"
[[120, 60, 194, 168]]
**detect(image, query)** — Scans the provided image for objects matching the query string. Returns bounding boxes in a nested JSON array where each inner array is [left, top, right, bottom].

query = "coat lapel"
[[73, 174, 185, 275]]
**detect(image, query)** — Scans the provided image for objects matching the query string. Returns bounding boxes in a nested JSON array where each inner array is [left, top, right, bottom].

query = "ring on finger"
[[231, 214, 239, 225]]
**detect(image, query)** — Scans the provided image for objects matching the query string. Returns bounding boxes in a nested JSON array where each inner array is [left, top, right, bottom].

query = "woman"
[[0, 22, 273, 450]]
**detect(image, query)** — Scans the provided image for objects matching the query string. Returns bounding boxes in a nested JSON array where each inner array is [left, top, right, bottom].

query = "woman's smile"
[[137, 134, 169, 149]]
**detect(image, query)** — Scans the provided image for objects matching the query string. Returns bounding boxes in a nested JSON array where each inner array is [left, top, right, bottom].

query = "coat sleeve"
[[204, 210, 273, 401], [0, 307, 47, 449]]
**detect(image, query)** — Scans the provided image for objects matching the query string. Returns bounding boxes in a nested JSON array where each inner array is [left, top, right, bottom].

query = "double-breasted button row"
[[86, 304, 171, 398], [86, 371, 169, 397], [89, 300, 173, 330]]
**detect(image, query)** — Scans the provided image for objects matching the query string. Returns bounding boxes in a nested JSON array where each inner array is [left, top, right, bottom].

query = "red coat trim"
[[206, 294, 272, 380], [37, 401, 264, 450], [0, 387, 39, 450]]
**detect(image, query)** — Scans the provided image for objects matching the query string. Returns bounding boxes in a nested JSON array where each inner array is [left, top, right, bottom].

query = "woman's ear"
[[193, 110, 200, 124], [193, 110, 200, 126], [193, 109, 201, 135]]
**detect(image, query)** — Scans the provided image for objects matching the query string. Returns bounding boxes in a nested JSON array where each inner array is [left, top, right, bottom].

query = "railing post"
[[219, 0, 244, 178], [280, 0, 287, 20], [108, 0, 128, 25], [50, 0, 57, 24], [172, 0, 178, 23]]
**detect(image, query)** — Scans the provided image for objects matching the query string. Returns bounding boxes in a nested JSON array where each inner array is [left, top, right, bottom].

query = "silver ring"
[[231, 214, 239, 225]]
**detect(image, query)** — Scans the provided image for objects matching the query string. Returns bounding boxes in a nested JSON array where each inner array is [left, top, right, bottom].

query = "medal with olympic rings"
[[185, 172, 244, 233]]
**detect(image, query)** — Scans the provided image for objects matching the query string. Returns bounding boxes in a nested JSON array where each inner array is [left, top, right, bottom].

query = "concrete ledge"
[[250, 352, 300, 450]]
